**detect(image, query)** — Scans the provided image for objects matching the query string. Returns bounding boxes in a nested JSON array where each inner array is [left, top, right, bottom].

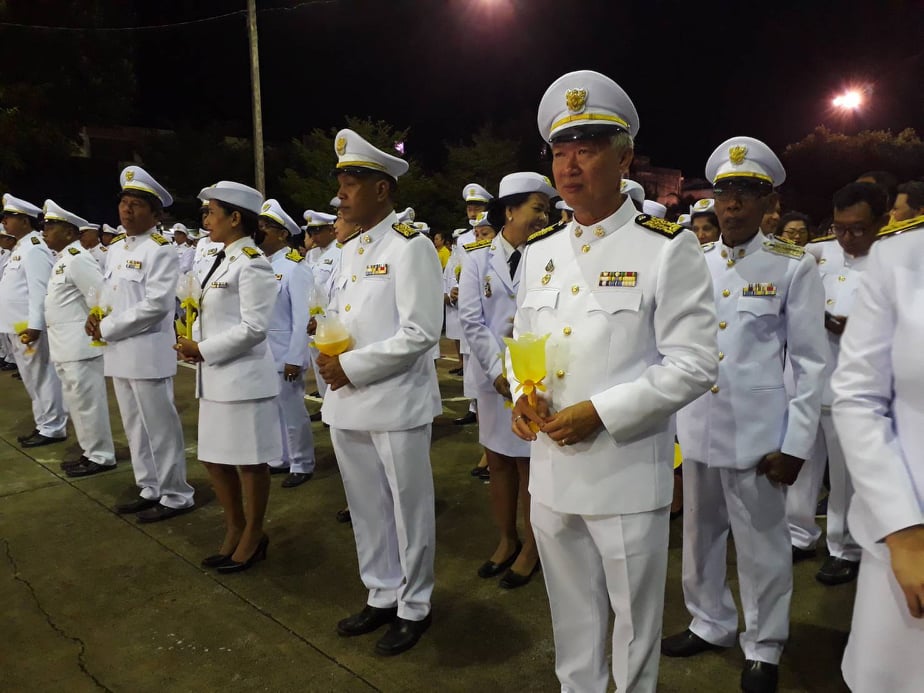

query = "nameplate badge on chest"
[[742, 283, 776, 297], [210, 281, 229, 289], [598, 271, 637, 287], [207, 248, 218, 256], [365, 264, 388, 276], [125, 260, 142, 270]]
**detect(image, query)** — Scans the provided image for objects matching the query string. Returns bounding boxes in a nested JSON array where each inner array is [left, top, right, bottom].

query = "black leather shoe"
[[453, 411, 477, 426], [0, 361, 17, 371], [20, 432, 66, 448], [337, 605, 398, 637], [661, 629, 727, 657], [201, 553, 234, 568], [375, 613, 432, 656], [12, 370, 21, 380], [268, 465, 290, 475], [499, 560, 540, 590], [741, 660, 779, 693], [476, 467, 490, 480], [336, 509, 352, 524], [470, 465, 487, 477], [16, 429, 38, 443], [115, 498, 160, 514], [309, 411, 322, 422], [61, 456, 90, 471], [477, 542, 522, 578], [308, 390, 321, 398], [136, 503, 195, 523], [448, 367, 463, 376], [815, 556, 859, 585], [216, 536, 268, 573], [65, 461, 116, 478], [792, 546, 817, 563], [282, 472, 313, 488]]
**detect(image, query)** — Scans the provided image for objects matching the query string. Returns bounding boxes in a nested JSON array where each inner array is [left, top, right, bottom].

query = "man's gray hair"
[[610, 131, 635, 153]]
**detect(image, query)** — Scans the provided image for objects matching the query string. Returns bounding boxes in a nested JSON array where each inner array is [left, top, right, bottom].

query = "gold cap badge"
[[261, 202, 271, 212], [729, 145, 748, 165], [695, 199, 710, 209], [565, 88, 588, 114], [335, 137, 347, 156], [125, 170, 135, 182]]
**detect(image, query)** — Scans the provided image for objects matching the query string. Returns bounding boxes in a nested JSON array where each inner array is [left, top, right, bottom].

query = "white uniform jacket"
[[831, 225, 924, 560], [0, 231, 54, 332], [195, 237, 279, 403], [193, 238, 225, 286], [267, 247, 312, 371], [458, 234, 520, 392], [176, 244, 195, 274], [44, 241, 103, 363], [87, 244, 108, 270], [322, 212, 443, 432], [677, 233, 827, 468], [100, 230, 179, 379], [807, 237, 870, 406], [307, 242, 340, 304], [512, 201, 719, 515]]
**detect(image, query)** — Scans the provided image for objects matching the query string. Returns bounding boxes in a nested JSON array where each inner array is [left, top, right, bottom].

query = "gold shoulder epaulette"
[[463, 239, 492, 252], [111, 233, 126, 244], [393, 223, 419, 239], [762, 238, 805, 259], [526, 220, 566, 246], [31, 236, 41, 245], [701, 242, 716, 253], [150, 233, 169, 246], [808, 233, 835, 244], [242, 247, 261, 259], [285, 249, 303, 263], [341, 228, 361, 245], [877, 215, 924, 239], [67, 247, 81, 255], [636, 214, 683, 239]]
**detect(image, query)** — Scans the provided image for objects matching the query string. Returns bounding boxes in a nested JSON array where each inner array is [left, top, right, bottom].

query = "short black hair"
[[214, 199, 260, 237], [3, 212, 40, 230], [332, 167, 398, 197], [691, 211, 719, 228], [486, 192, 532, 230], [856, 170, 898, 206], [833, 182, 888, 220], [897, 180, 924, 210]]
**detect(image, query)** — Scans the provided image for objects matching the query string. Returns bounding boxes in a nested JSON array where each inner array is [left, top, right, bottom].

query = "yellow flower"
[[502, 332, 550, 408]]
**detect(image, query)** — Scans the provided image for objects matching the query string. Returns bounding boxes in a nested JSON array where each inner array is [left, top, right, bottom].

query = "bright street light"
[[832, 90, 863, 110]]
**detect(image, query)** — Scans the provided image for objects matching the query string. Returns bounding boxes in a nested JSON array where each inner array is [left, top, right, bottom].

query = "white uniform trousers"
[[820, 411, 860, 560], [842, 549, 924, 692], [682, 461, 792, 664], [786, 423, 827, 550], [531, 501, 669, 693], [269, 372, 315, 474], [53, 358, 115, 466], [330, 424, 435, 622], [8, 334, 67, 438], [0, 332, 9, 360], [112, 377, 194, 509], [307, 347, 328, 398]]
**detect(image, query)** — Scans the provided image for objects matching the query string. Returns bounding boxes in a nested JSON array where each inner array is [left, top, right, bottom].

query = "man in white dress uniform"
[[831, 212, 924, 693], [511, 70, 719, 693], [258, 199, 316, 488], [318, 128, 443, 656], [42, 200, 117, 477], [666, 138, 828, 693], [0, 194, 68, 447], [86, 166, 195, 523], [303, 209, 339, 399]]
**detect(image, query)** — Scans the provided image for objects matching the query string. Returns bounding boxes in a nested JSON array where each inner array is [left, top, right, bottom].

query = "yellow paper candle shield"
[[503, 332, 550, 408]]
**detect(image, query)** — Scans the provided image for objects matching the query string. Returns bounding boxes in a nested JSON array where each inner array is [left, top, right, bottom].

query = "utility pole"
[[247, 0, 265, 194]]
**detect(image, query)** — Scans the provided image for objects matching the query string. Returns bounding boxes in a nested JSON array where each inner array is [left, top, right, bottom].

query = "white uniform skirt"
[[445, 304, 462, 340], [476, 389, 530, 458], [198, 397, 282, 465]]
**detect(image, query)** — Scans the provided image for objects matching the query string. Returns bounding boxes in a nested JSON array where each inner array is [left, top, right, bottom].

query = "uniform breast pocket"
[[522, 288, 559, 312], [587, 289, 642, 315], [737, 296, 781, 317]]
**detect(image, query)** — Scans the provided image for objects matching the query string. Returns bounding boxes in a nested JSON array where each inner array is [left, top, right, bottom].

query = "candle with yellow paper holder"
[[86, 284, 112, 347], [503, 332, 551, 433], [313, 314, 352, 356], [174, 272, 200, 340], [13, 320, 36, 355]]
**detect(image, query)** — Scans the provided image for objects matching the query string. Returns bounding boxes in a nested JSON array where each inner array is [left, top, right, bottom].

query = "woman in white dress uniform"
[[175, 181, 281, 573], [459, 172, 556, 589]]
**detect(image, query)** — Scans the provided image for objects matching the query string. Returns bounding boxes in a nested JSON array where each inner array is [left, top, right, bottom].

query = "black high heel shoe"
[[216, 535, 269, 574], [477, 541, 522, 578], [201, 553, 235, 568], [499, 559, 541, 590]]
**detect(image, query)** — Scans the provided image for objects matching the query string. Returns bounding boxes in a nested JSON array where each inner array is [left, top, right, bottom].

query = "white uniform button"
[[722, 289, 730, 297], [719, 321, 727, 329], [344, 304, 351, 312], [711, 385, 720, 394], [556, 369, 565, 379], [571, 285, 580, 295], [563, 326, 572, 336]]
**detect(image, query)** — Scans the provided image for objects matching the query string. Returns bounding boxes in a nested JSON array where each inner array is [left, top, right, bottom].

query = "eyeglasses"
[[829, 223, 869, 238]]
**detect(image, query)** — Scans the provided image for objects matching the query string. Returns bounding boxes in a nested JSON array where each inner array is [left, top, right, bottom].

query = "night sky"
[[93, 0, 924, 176]]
